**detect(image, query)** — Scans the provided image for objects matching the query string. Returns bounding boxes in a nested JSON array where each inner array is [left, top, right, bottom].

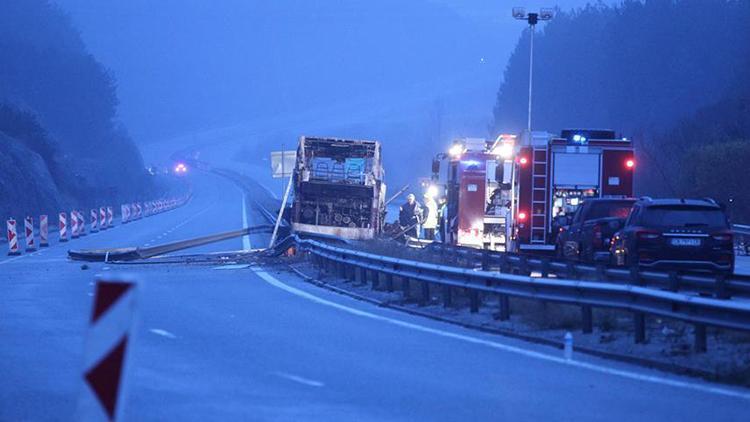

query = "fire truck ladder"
[[530, 148, 548, 244]]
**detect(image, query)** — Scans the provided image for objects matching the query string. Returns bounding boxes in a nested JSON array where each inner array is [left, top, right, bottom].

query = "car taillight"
[[637, 231, 661, 241], [518, 212, 527, 221], [712, 232, 733, 242]]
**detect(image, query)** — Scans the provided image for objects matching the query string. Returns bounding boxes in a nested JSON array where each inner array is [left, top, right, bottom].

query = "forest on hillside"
[[493, 0, 750, 220], [0, 1, 150, 220]]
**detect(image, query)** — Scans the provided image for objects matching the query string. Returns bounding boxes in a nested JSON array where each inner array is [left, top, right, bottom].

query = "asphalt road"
[[2, 170, 749, 421]]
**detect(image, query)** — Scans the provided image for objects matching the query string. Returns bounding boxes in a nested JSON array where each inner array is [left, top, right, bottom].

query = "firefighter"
[[399, 194, 423, 238], [422, 193, 438, 240]]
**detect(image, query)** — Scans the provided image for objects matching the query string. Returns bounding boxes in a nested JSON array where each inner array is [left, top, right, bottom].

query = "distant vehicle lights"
[[174, 163, 188, 174]]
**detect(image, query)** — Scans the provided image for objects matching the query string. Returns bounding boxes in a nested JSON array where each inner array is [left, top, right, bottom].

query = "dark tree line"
[[0, 0, 148, 205], [493, 0, 750, 219]]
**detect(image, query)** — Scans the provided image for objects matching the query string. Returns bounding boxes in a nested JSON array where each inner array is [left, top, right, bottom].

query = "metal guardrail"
[[423, 242, 750, 299], [69, 225, 273, 261], [298, 238, 750, 352]]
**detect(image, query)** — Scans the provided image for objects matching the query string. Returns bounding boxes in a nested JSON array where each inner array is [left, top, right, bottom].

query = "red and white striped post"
[[99, 207, 107, 230], [71, 210, 80, 239], [7, 219, 20, 255], [121, 205, 129, 224], [130, 204, 137, 221], [136, 203, 142, 220], [107, 207, 113, 227], [59, 212, 68, 242], [39, 214, 49, 247], [90, 209, 99, 233], [24, 216, 36, 252], [78, 211, 87, 237], [77, 276, 138, 421]]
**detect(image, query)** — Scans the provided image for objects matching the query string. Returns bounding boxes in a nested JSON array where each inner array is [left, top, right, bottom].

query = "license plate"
[[670, 238, 701, 247]]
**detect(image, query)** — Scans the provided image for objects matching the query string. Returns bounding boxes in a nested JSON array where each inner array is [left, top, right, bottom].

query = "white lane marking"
[[273, 371, 325, 387], [149, 328, 177, 339], [241, 192, 252, 251], [212, 264, 251, 270], [251, 268, 750, 401]]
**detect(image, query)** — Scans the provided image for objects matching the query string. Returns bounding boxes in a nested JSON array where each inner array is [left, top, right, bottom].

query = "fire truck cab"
[[435, 129, 635, 253], [511, 129, 635, 252]]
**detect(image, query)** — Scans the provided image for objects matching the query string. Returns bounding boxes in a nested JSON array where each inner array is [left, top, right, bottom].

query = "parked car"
[[555, 198, 636, 262], [610, 198, 734, 274]]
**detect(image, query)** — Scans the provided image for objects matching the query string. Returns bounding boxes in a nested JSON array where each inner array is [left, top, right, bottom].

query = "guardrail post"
[[497, 295, 510, 321], [693, 324, 707, 353], [595, 263, 607, 281], [629, 266, 641, 286], [500, 254, 511, 273], [668, 271, 680, 292], [337, 260, 346, 278], [714, 274, 730, 300], [581, 305, 593, 334], [481, 250, 490, 271], [541, 258, 550, 278], [420, 281, 430, 306], [633, 312, 646, 344], [385, 273, 394, 292], [402, 278, 411, 299], [371, 270, 379, 290], [469, 290, 480, 313], [442, 285, 452, 308], [519, 256, 531, 276], [356, 267, 366, 285], [566, 262, 576, 279]]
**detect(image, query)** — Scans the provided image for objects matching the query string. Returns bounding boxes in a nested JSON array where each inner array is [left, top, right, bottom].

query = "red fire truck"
[[435, 129, 635, 252]]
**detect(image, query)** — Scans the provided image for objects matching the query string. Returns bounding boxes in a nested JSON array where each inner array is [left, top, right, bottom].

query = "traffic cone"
[[39, 214, 49, 247], [6, 219, 20, 255], [59, 212, 68, 242], [24, 216, 36, 252]]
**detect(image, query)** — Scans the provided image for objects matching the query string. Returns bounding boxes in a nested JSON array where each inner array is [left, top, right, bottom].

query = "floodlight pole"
[[527, 21, 535, 133], [514, 10, 551, 133]]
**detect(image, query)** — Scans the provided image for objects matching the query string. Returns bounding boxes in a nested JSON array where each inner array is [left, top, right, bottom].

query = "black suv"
[[555, 198, 636, 262], [610, 198, 734, 274]]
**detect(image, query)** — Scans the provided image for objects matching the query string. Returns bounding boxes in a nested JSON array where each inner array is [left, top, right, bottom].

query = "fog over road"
[[1, 170, 748, 421]]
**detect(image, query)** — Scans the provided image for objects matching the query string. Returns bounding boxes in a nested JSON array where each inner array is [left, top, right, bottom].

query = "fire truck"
[[435, 129, 635, 252]]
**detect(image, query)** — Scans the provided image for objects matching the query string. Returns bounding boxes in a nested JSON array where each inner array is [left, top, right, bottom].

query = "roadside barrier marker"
[[100, 207, 107, 230], [78, 211, 87, 236], [59, 212, 68, 242], [107, 207, 113, 227], [6, 219, 20, 255], [39, 214, 49, 247], [71, 211, 80, 239], [77, 276, 137, 421], [24, 216, 36, 252], [121, 205, 129, 224], [90, 209, 99, 233]]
